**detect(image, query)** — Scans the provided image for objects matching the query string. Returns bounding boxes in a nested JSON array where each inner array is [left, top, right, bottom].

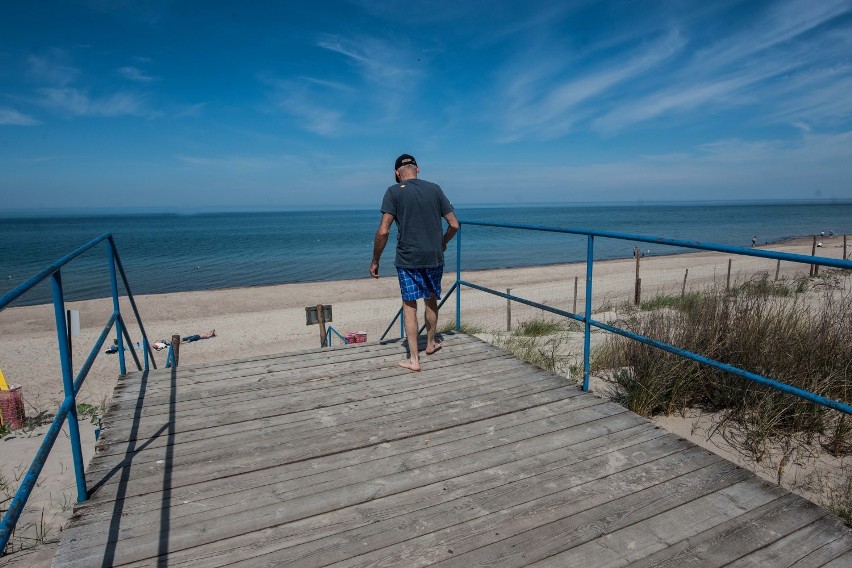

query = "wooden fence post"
[[810, 236, 817, 277], [681, 269, 688, 298], [774, 259, 781, 282], [726, 259, 732, 291], [171, 334, 180, 367], [634, 248, 641, 305], [573, 276, 578, 314], [844, 235, 848, 260], [316, 303, 328, 347], [506, 288, 512, 332]]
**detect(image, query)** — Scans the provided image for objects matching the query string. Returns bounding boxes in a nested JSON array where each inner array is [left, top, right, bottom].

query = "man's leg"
[[424, 295, 441, 354], [400, 299, 420, 371]]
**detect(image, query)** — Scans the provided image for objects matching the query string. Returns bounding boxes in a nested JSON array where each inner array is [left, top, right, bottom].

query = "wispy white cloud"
[[0, 107, 40, 125], [594, 0, 852, 133], [36, 87, 156, 118], [498, 30, 686, 140], [316, 34, 419, 86], [27, 50, 80, 85], [490, 0, 852, 140], [264, 77, 346, 136], [693, 0, 852, 72], [117, 65, 159, 83], [267, 33, 423, 136]]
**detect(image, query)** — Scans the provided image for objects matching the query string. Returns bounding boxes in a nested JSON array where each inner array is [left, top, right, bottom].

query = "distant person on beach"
[[156, 330, 216, 348], [370, 154, 459, 372], [181, 329, 216, 343], [751, 236, 757, 247]]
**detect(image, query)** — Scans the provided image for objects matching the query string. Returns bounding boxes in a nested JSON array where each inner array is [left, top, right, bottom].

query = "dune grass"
[[593, 270, 852, 523]]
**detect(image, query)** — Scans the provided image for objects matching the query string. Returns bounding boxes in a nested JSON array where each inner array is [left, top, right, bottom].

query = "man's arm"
[[370, 213, 395, 278], [442, 211, 460, 252]]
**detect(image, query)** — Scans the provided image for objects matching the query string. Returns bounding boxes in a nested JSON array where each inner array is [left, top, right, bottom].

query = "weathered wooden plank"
[[58, 413, 669, 566], [72, 398, 637, 529], [624, 493, 828, 567], [52, 334, 852, 568], [516, 481, 790, 568], [93, 353, 533, 458], [97, 345, 503, 449], [96, 349, 521, 447], [716, 515, 852, 568], [85, 373, 581, 489], [59, 399, 630, 558], [177, 444, 728, 568], [110, 336, 485, 406], [122, 334, 478, 385], [77, 393, 616, 511], [821, 551, 852, 567]]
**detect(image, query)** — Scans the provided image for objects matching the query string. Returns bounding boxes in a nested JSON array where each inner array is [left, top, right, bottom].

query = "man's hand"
[[371, 213, 394, 280]]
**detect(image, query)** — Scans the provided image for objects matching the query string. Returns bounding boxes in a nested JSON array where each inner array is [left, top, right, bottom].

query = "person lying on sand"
[[149, 330, 217, 351]]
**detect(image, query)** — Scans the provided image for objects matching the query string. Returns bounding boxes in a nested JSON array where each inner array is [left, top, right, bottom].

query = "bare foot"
[[398, 359, 421, 372], [426, 342, 442, 355]]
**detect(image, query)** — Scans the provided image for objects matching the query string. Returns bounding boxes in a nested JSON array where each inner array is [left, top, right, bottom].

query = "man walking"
[[370, 154, 459, 371]]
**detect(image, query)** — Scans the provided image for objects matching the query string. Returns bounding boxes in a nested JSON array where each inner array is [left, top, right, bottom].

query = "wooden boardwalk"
[[53, 333, 852, 567]]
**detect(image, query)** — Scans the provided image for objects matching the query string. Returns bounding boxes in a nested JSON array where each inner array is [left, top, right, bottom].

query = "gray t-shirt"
[[380, 178, 454, 268]]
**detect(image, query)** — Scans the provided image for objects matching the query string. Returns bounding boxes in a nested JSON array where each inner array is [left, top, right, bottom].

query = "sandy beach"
[[1, 234, 849, 563]]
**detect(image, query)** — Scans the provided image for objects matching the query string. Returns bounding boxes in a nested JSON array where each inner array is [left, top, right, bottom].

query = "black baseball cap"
[[394, 154, 417, 170]]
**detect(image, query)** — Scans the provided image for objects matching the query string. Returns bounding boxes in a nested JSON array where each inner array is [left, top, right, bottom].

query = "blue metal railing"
[[0, 233, 155, 554], [326, 326, 349, 346], [385, 220, 852, 415]]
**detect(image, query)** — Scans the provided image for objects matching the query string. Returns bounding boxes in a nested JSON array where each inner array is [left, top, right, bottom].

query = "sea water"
[[1, 202, 850, 306]]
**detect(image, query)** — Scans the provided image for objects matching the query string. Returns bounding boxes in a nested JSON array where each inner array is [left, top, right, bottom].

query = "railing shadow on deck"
[[0, 233, 155, 555], [383, 220, 852, 416]]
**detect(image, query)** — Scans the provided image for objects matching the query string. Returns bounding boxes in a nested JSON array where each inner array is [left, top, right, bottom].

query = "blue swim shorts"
[[396, 266, 443, 302]]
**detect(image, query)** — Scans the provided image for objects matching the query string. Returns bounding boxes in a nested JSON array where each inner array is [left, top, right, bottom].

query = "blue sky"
[[1, 0, 851, 212]]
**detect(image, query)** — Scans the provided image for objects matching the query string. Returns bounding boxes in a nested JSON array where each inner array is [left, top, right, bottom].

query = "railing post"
[[107, 240, 126, 376], [456, 224, 461, 331], [50, 270, 88, 503], [583, 236, 594, 392]]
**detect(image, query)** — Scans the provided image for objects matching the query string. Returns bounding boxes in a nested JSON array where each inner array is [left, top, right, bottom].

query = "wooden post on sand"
[[810, 236, 817, 277], [681, 269, 688, 298], [634, 248, 641, 305], [506, 288, 512, 332], [573, 276, 578, 314], [774, 259, 781, 282], [316, 304, 328, 347], [726, 259, 732, 292], [171, 334, 181, 367], [845, 235, 848, 261]]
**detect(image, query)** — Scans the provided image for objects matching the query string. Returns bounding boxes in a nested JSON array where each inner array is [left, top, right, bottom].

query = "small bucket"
[[345, 331, 367, 344], [0, 386, 26, 430]]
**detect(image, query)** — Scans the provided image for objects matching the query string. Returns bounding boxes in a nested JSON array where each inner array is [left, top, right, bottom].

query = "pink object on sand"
[[0, 386, 26, 430]]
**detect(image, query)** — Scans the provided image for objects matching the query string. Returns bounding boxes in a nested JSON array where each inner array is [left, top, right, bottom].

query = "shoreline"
[[4, 234, 845, 310]]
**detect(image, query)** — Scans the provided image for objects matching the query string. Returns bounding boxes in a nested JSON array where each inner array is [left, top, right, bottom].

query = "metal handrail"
[[383, 219, 852, 415], [0, 233, 155, 555], [326, 326, 350, 346]]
